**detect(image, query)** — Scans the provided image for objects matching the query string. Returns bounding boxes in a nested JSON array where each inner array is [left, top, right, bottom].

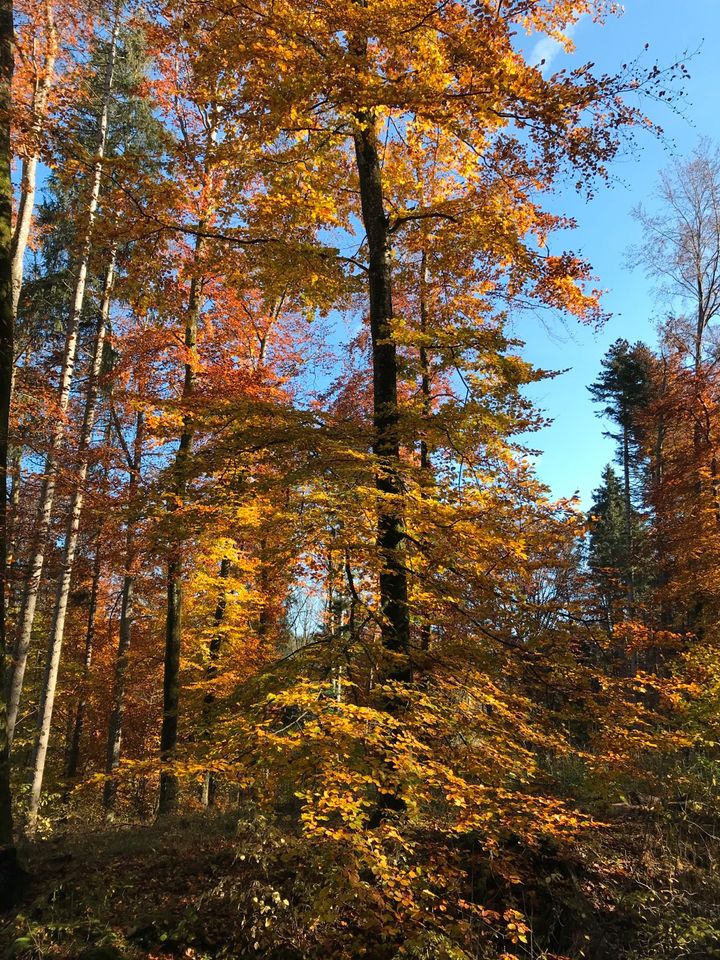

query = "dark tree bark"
[[65, 541, 102, 779], [159, 232, 204, 816], [0, 0, 23, 904], [104, 410, 144, 814], [622, 424, 635, 611], [201, 556, 230, 808], [353, 110, 411, 675], [418, 250, 432, 653]]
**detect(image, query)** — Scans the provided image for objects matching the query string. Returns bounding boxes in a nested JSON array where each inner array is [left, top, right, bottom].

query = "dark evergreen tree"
[[587, 465, 631, 632], [589, 339, 654, 608]]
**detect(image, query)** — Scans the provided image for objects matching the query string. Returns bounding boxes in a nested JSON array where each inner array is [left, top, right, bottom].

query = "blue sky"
[[512, 1, 720, 505]]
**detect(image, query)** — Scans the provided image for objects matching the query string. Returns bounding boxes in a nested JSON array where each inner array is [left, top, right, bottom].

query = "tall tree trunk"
[[0, 0, 15, 864], [65, 539, 102, 778], [26, 249, 116, 830], [418, 251, 431, 477], [201, 555, 229, 808], [159, 232, 204, 817], [104, 409, 144, 814], [353, 109, 410, 674], [6, 10, 120, 746], [691, 299, 706, 634], [622, 424, 635, 611], [65, 413, 112, 778], [418, 250, 431, 653], [11, 0, 56, 317], [6, 443, 19, 614]]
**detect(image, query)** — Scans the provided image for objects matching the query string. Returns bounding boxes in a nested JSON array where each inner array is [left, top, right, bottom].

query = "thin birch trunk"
[[0, 0, 15, 857], [11, 0, 57, 317], [6, 444, 20, 614], [6, 10, 120, 745], [26, 249, 116, 829], [103, 408, 143, 814]]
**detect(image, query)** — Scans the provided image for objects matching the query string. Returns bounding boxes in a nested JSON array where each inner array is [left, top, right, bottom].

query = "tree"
[[26, 250, 116, 827], [633, 141, 720, 371], [0, 3, 706, 955], [589, 339, 654, 609], [145, 2, 680, 948], [588, 465, 633, 633], [640, 337, 720, 636], [0, 0, 14, 868], [7, 2, 121, 749], [12, 0, 57, 319], [182, 0, 668, 685], [103, 408, 144, 813]]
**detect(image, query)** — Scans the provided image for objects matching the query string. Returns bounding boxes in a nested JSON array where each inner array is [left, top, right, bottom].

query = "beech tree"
[[179, 0, 667, 682]]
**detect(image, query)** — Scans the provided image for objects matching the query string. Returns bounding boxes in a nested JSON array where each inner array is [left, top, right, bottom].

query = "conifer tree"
[[589, 339, 654, 609], [588, 465, 632, 632]]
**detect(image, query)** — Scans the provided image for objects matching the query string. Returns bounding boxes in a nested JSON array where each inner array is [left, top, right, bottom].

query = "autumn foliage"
[[0, 3, 716, 960]]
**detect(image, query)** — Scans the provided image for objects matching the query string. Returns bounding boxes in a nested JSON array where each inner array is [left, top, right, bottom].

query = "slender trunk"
[[65, 414, 113, 778], [11, 1, 57, 318], [419, 252, 431, 477], [65, 540, 102, 778], [104, 409, 144, 814], [325, 534, 342, 637], [0, 0, 15, 859], [257, 557, 273, 641], [353, 110, 410, 673], [159, 232, 204, 817], [695, 295, 704, 375], [201, 556, 230, 808], [6, 443, 20, 614], [653, 363, 672, 631], [418, 251, 431, 653], [26, 250, 116, 829], [6, 12, 119, 746], [690, 298, 706, 634], [622, 424, 635, 611]]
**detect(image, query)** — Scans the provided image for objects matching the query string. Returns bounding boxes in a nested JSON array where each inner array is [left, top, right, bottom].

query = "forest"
[[0, 1, 719, 958]]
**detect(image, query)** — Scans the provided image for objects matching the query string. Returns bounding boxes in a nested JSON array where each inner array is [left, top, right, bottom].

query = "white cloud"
[[529, 19, 581, 73]]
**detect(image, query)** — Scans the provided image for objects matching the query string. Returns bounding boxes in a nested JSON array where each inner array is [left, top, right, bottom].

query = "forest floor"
[[0, 813, 252, 960], [1, 803, 720, 960]]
